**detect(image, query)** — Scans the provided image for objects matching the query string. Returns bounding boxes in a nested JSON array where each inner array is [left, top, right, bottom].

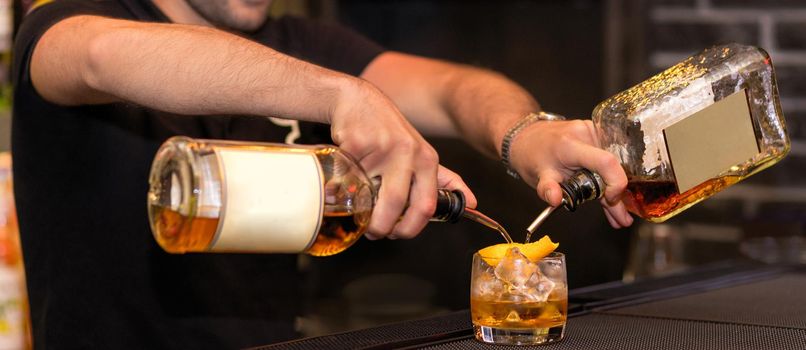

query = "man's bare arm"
[[32, 15, 348, 123], [361, 52, 536, 157], [30, 16, 478, 238], [363, 52, 633, 228]]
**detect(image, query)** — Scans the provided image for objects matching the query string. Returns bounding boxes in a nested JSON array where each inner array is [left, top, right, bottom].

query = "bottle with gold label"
[[147, 137, 471, 257], [530, 43, 789, 229]]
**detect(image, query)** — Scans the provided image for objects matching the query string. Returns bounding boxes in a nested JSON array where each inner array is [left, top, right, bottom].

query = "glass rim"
[[474, 250, 564, 261]]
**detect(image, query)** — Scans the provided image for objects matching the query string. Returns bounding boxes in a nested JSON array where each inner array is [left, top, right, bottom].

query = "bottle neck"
[[370, 175, 466, 223], [431, 189, 466, 223], [559, 169, 605, 211]]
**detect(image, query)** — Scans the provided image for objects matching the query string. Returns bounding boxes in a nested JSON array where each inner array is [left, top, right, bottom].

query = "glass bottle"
[[563, 43, 789, 223], [147, 136, 471, 256]]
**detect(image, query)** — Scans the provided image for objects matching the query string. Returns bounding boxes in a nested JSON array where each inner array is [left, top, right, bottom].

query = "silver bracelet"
[[500, 111, 566, 179]]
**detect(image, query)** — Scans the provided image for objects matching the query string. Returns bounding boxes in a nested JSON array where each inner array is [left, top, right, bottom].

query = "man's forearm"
[[440, 65, 540, 159], [361, 53, 539, 159], [32, 15, 353, 123]]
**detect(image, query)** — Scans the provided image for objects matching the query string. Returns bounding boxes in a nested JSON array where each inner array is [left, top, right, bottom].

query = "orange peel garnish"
[[478, 235, 558, 265]]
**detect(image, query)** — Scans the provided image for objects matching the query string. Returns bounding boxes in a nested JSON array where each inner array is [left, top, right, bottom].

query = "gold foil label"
[[663, 89, 759, 193]]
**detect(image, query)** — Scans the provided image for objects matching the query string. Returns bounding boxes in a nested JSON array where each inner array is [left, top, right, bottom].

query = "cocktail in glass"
[[470, 249, 567, 345]]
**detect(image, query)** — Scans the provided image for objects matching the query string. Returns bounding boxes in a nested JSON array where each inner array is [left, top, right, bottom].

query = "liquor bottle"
[[546, 43, 789, 225], [147, 137, 476, 257]]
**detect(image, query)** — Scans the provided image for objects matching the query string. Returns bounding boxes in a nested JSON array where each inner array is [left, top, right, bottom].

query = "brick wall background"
[[614, 0, 806, 276]]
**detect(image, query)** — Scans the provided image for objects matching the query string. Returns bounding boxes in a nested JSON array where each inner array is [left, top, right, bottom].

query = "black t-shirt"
[[12, 1, 383, 348]]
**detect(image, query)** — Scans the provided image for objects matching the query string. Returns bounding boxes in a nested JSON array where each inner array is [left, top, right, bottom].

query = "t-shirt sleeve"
[[13, 1, 125, 98], [272, 16, 385, 77]]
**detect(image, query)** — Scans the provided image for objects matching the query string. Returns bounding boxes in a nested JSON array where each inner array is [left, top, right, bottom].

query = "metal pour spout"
[[525, 169, 605, 241], [526, 203, 560, 236]]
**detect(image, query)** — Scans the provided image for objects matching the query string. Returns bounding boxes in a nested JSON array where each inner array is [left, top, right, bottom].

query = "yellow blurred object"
[[478, 236, 559, 265], [0, 152, 30, 350], [268, 0, 309, 18]]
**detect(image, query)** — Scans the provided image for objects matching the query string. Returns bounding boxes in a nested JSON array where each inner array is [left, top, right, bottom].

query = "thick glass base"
[[473, 324, 565, 345]]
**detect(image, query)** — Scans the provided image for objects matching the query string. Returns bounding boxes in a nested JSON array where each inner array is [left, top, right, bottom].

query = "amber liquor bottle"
[[565, 44, 789, 222], [147, 137, 468, 256]]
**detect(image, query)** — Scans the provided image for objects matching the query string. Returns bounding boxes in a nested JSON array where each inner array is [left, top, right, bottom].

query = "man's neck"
[[151, 0, 212, 27]]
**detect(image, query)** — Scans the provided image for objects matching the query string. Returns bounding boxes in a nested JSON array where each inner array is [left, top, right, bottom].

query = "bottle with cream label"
[[147, 137, 471, 256]]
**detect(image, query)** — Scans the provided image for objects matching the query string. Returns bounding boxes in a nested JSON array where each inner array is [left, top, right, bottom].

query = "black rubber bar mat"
[[602, 274, 806, 330], [419, 313, 806, 350], [251, 311, 472, 350], [569, 261, 785, 307], [252, 265, 802, 349]]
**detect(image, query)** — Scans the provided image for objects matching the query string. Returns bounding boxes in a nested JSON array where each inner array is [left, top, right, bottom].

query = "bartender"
[[13, 0, 632, 348]]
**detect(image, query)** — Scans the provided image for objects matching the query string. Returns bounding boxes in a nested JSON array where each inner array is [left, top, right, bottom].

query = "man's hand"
[[362, 52, 632, 229], [506, 119, 633, 228], [330, 80, 477, 240]]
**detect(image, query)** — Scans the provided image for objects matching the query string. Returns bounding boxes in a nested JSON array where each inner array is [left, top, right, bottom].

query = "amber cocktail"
[[470, 247, 567, 345]]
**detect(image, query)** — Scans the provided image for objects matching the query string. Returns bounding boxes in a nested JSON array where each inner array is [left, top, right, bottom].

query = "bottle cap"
[[559, 169, 605, 212]]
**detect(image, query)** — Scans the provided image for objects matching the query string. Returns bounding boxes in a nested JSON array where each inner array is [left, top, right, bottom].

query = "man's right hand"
[[329, 80, 476, 240], [506, 119, 633, 229]]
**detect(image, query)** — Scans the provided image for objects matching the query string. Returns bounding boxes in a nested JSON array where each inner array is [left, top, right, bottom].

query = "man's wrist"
[[500, 111, 566, 179], [321, 74, 365, 124]]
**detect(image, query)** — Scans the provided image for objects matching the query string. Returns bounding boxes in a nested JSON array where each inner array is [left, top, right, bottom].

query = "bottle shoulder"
[[592, 43, 770, 125]]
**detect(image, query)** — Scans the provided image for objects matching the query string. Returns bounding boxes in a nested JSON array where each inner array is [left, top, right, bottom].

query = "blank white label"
[[211, 148, 323, 253]]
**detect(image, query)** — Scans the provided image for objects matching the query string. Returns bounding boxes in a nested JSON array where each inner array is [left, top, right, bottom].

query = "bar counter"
[[254, 261, 806, 349]]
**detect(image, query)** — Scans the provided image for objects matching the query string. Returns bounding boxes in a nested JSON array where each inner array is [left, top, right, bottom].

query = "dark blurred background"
[[264, 0, 806, 336], [304, 0, 628, 332], [6, 0, 805, 339]]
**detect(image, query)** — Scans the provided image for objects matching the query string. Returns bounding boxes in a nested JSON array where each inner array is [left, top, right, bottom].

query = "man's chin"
[[233, 17, 267, 32], [230, 5, 271, 30]]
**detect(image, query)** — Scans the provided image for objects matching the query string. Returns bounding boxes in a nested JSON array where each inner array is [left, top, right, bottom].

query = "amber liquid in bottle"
[[151, 206, 219, 252], [625, 175, 742, 222], [151, 203, 511, 254], [305, 206, 370, 256], [150, 204, 369, 256], [149, 137, 507, 256]]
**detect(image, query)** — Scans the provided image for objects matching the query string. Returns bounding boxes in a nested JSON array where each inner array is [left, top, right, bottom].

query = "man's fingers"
[[392, 160, 438, 239], [603, 207, 621, 229], [330, 81, 444, 240], [601, 197, 633, 228], [367, 168, 411, 238], [535, 169, 565, 207], [555, 140, 627, 204], [437, 165, 477, 208]]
